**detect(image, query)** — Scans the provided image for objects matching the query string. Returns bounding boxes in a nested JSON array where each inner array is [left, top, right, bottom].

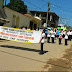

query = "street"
[[0, 39, 72, 71]]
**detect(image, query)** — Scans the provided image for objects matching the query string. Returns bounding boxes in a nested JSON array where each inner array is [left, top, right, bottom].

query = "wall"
[[4, 7, 41, 28], [4, 7, 30, 27]]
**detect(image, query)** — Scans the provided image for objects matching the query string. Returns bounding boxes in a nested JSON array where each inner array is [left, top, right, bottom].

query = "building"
[[58, 24, 67, 28], [30, 11, 59, 27], [0, 0, 9, 26], [58, 24, 66, 27], [4, 7, 42, 30]]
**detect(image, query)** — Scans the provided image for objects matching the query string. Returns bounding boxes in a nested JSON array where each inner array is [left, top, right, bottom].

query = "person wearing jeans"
[[40, 30, 45, 54]]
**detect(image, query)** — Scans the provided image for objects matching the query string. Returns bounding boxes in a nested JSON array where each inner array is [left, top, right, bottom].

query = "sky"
[[6, 0, 72, 26]]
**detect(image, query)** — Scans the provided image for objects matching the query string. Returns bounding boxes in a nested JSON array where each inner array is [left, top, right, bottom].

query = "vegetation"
[[6, 0, 27, 14]]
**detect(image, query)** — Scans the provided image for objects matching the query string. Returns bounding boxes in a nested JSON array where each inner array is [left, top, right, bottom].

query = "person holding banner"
[[40, 30, 45, 54]]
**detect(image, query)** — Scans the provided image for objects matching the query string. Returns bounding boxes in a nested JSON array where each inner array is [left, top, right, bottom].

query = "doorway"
[[30, 21, 33, 30]]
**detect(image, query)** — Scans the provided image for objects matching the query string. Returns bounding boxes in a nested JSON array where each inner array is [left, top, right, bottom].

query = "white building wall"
[[4, 7, 30, 27]]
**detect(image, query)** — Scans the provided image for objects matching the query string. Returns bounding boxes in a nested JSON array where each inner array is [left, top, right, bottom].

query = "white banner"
[[0, 26, 42, 43]]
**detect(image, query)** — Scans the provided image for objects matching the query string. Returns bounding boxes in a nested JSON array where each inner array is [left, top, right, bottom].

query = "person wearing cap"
[[40, 30, 45, 54], [47, 29, 51, 43]]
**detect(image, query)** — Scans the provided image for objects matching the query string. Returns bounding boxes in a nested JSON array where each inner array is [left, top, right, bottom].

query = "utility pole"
[[5, 0, 6, 7], [60, 15, 62, 24], [46, 0, 50, 26]]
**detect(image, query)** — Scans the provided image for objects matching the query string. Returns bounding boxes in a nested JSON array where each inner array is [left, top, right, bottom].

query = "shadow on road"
[[42, 45, 72, 71], [0, 45, 48, 54]]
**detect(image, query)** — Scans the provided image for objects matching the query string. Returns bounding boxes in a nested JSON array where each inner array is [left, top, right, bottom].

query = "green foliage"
[[0, 0, 3, 7], [6, 0, 27, 14]]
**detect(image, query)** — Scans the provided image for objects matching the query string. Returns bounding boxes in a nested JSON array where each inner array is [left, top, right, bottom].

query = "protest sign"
[[0, 26, 42, 43]]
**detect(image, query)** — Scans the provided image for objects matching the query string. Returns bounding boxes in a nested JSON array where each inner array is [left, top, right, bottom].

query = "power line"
[[23, 0, 43, 11], [40, 0, 72, 14]]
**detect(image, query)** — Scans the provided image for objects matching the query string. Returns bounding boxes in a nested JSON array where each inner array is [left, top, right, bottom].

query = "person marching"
[[69, 30, 72, 41], [40, 30, 45, 54], [64, 30, 69, 46], [54, 29, 57, 40], [51, 29, 55, 43], [47, 29, 51, 43], [56, 29, 60, 38], [59, 30, 62, 45], [71, 30, 72, 39], [62, 30, 66, 38]]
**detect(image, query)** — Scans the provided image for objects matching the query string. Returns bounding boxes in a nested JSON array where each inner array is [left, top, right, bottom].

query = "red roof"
[[24, 14, 32, 17]]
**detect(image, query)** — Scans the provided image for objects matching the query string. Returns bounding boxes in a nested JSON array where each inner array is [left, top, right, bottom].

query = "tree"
[[6, 0, 27, 14]]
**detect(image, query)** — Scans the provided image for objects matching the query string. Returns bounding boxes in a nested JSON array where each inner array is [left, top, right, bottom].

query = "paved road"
[[0, 39, 72, 71]]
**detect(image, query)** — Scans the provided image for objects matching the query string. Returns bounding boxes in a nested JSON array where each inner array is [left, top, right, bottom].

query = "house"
[[0, 7, 9, 26], [4, 7, 42, 30], [30, 11, 59, 27]]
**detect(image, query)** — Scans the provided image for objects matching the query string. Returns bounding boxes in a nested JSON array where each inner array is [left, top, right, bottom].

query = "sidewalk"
[[0, 39, 72, 71]]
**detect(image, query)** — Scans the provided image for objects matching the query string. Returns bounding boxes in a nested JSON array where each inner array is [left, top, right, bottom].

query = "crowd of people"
[[7, 26, 72, 54], [17, 26, 72, 46], [16, 26, 72, 45], [44, 28, 72, 45], [40, 28, 72, 54]]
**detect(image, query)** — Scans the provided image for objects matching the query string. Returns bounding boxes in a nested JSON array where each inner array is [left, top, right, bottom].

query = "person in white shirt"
[[47, 29, 51, 43], [64, 30, 69, 45], [51, 29, 55, 43], [22, 26, 26, 30], [27, 27, 30, 30], [40, 30, 45, 54], [71, 30, 72, 39], [69, 30, 72, 41], [67, 30, 70, 40], [59, 30, 62, 45], [62, 30, 66, 38]]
